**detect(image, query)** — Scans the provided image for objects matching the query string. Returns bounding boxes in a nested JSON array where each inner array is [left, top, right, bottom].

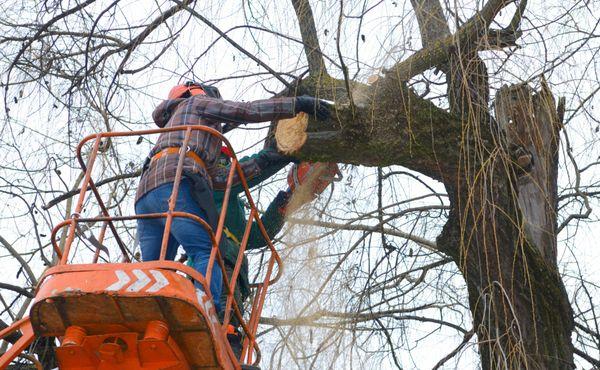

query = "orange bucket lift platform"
[[0, 126, 283, 370]]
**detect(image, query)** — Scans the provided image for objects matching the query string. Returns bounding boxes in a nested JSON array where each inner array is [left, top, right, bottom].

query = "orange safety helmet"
[[168, 81, 206, 99]]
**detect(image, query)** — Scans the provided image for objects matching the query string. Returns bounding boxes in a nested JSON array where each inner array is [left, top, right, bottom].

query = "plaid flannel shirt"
[[136, 94, 297, 202]]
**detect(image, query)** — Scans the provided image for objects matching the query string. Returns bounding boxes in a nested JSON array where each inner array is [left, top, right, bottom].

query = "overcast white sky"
[[0, 1, 599, 369]]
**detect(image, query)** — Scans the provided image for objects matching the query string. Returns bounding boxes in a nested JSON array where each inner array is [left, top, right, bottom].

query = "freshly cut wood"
[[275, 112, 309, 154], [367, 74, 379, 85]]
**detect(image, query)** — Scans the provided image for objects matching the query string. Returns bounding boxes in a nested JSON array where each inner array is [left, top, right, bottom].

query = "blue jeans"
[[135, 179, 222, 312]]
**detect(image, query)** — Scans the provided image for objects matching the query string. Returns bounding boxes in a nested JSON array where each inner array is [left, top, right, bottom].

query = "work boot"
[[226, 325, 243, 359], [226, 325, 260, 369]]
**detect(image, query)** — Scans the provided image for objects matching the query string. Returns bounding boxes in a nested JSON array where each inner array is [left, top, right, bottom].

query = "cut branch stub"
[[275, 112, 309, 154], [494, 79, 562, 265]]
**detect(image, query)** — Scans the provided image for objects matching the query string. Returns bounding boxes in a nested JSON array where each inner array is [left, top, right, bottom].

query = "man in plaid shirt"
[[135, 81, 330, 313]]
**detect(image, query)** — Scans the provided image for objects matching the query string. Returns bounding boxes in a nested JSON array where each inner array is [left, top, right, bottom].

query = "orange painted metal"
[[144, 321, 169, 341], [222, 208, 256, 328], [0, 317, 35, 369], [63, 326, 87, 346], [55, 330, 191, 370], [32, 262, 233, 369], [0, 126, 283, 369]]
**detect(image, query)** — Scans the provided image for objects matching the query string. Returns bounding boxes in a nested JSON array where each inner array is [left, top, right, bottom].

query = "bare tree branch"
[[290, 0, 327, 76]]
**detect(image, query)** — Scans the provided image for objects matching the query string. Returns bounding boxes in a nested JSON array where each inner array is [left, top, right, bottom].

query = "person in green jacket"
[[189, 137, 338, 358], [210, 142, 296, 356], [213, 145, 290, 304]]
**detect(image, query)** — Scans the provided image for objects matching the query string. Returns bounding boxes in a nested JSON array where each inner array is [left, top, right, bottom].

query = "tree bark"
[[290, 76, 463, 182], [291, 0, 327, 75], [281, 0, 576, 368], [459, 79, 572, 369], [494, 80, 562, 265], [431, 77, 572, 369], [280, 73, 574, 369]]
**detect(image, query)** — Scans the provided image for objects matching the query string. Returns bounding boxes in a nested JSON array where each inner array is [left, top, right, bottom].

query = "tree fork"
[[279, 70, 575, 369], [281, 75, 463, 182]]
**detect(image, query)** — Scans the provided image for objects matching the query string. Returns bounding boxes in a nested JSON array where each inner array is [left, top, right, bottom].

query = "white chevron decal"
[[196, 288, 207, 305], [126, 269, 151, 292], [106, 270, 131, 291], [146, 270, 169, 293], [196, 288, 219, 326]]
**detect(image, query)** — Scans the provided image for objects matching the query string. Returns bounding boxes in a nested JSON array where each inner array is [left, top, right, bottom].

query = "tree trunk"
[[283, 0, 575, 366], [279, 67, 575, 368], [438, 80, 573, 369]]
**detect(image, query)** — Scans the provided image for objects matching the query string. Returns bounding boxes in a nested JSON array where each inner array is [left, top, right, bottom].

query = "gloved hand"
[[255, 147, 298, 170], [295, 95, 331, 120], [274, 189, 293, 216]]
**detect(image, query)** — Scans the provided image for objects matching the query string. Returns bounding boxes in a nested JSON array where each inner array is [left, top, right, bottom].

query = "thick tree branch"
[[410, 0, 451, 48], [387, 0, 515, 82], [290, 0, 327, 76], [288, 81, 461, 182]]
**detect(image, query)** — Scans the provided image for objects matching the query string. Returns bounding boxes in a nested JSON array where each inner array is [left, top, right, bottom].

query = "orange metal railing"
[[1, 125, 283, 368]]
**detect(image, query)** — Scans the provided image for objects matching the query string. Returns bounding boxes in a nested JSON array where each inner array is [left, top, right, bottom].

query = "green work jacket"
[[214, 149, 289, 299]]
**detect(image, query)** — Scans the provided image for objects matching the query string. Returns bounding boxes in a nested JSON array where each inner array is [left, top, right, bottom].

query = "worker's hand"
[[295, 96, 331, 120], [256, 147, 298, 171], [274, 189, 293, 216]]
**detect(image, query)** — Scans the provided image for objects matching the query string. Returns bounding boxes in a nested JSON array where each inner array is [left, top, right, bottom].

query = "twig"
[[432, 329, 475, 369], [43, 169, 141, 210], [0, 283, 33, 298]]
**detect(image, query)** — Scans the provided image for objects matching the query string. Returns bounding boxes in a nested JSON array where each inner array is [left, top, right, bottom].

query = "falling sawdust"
[[279, 167, 324, 312], [287, 164, 335, 214], [267, 169, 353, 369], [264, 75, 383, 368], [272, 114, 329, 323]]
